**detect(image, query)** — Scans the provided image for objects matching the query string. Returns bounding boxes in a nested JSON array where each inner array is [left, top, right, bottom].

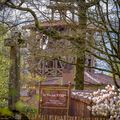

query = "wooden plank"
[[34, 115, 108, 120]]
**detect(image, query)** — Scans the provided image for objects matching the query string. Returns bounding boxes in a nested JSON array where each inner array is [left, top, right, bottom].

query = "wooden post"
[[67, 82, 71, 119], [8, 45, 20, 110], [4, 31, 24, 110], [37, 81, 41, 119]]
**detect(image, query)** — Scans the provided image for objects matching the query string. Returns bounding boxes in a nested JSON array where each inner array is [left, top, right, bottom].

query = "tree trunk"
[[8, 46, 20, 110], [74, 0, 87, 90], [74, 57, 85, 89]]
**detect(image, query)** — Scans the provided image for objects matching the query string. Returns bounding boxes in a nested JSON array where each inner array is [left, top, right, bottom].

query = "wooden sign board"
[[41, 89, 68, 108], [39, 85, 71, 115]]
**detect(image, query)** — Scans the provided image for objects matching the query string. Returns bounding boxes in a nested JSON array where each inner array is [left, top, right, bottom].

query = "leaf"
[[15, 101, 26, 111], [35, 94, 41, 101], [0, 107, 13, 116]]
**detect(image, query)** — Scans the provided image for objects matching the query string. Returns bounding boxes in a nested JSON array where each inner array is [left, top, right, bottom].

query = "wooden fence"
[[70, 94, 92, 117], [21, 84, 108, 120], [33, 114, 108, 120], [35, 115, 108, 120], [31, 89, 108, 120]]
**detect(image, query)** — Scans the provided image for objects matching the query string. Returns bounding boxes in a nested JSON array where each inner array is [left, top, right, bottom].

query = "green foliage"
[[0, 107, 12, 116], [35, 94, 41, 101], [0, 24, 7, 35], [19, 105, 37, 115], [21, 72, 45, 84], [15, 101, 27, 111], [16, 101, 37, 115], [0, 24, 9, 108]]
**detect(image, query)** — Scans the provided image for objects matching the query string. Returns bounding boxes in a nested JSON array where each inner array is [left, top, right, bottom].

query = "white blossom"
[[88, 85, 120, 119]]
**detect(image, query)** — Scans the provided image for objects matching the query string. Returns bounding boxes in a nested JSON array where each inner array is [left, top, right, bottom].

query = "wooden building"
[[22, 0, 96, 83]]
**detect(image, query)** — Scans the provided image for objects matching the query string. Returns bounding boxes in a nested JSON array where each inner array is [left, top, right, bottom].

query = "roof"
[[22, 20, 68, 29], [86, 72, 120, 85], [22, 20, 103, 32], [40, 72, 120, 86]]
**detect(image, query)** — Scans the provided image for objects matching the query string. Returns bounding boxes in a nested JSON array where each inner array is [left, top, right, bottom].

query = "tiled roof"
[[84, 72, 120, 85], [22, 20, 67, 29], [41, 72, 120, 86], [22, 20, 101, 32]]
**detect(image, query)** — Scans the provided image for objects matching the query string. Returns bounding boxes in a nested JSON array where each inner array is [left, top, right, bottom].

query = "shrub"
[[88, 85, 120, 120]]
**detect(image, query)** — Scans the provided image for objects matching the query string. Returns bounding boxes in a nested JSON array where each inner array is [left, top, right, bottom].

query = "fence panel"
[[28, 87, 108, 120], [33, 115, 108, 120], [70, 95, 91, 117]]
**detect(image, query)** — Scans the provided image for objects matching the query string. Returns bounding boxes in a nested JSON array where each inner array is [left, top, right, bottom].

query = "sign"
[[39, 84, 71, 115], [41, 89, 68, 108]]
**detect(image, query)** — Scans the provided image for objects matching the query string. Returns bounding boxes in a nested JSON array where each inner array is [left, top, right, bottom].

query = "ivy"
[[0, 24, 9, 108]]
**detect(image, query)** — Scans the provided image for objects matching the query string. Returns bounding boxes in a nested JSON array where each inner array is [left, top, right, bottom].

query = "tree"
[[1, 1, 119, 111], [87, 0, 120, 88], [0, 0, 103, 95]]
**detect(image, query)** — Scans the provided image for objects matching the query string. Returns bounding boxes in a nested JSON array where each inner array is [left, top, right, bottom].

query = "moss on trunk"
[[74, 0, 87, 90]]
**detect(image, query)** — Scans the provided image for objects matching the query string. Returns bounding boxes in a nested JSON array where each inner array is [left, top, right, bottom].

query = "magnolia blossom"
[[88, 85, 120, 120]]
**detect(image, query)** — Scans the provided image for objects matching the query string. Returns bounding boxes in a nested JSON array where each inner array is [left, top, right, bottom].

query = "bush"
[[0, 108, 29, 120], [88, 85, 120, 120], [16, 101, 37, 118]]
